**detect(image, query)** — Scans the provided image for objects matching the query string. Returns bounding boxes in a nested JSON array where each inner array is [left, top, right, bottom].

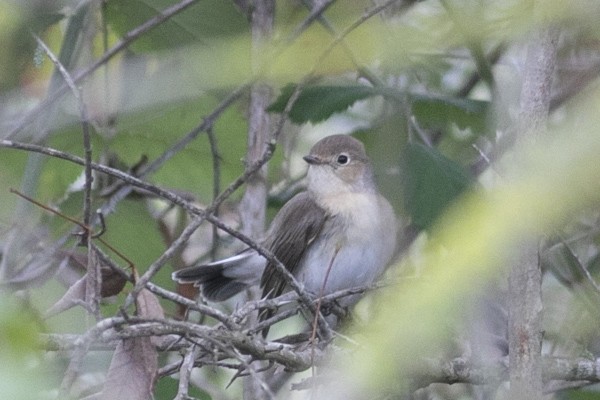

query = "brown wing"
[[260, 192, 327, 302]]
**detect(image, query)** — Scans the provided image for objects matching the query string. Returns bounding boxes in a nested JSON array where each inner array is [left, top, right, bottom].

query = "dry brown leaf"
[[98, 337, 158, 400], [135, 288, 165, 319], [44, 267, 127, 319], [44, 275, 87, 318], [136, 288, 165, 348], [97, 290, 164, 399]]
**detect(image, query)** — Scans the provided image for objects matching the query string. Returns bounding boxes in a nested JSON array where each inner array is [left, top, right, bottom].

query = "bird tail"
[[172, 250, 261, 302], [173, 263, 250, 301]]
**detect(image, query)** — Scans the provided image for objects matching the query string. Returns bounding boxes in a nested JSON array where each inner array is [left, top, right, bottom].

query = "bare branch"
[[243, 1, 275, 397], [174, 345, 199, 400], [207, 126, 221, 259], [33, 34, 101, 320], [41, 329, 600, 391]]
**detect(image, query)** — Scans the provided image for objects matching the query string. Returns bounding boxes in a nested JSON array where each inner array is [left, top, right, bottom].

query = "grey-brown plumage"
[[260, 192, 327, 301], [172, 134, 398, 329]]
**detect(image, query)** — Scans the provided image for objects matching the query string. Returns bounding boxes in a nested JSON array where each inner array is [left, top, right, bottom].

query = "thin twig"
[[286, 0, 337, 46], [310, 247, 340, 350], [33, 34, 100, 320], [0, 137, 316, 337], [206, 126, 221, 260], [124, 217, 206, 309], [58, 316, 127, 395], [440, 0, 495, 89], [99, 84, 249, 220], [316, 0, 409, 64], [9, 188, 135, 272], [145, 282, 232, 326], [174, 344, 199, 400], [7, 0, 202, 139]]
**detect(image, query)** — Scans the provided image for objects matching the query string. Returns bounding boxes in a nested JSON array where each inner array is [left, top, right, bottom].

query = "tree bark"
[[508, 18, 559, 399], [241, 1, 275, 399]]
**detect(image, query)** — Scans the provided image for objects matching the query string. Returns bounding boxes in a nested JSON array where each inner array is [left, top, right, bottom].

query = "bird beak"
[[303, 155, 323, 165]]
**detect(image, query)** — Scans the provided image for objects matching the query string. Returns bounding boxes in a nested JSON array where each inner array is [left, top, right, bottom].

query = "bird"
[[172, 134, 398, 320]]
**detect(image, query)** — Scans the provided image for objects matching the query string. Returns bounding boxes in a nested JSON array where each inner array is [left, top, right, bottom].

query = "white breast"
[[297, 192, 397, 304]]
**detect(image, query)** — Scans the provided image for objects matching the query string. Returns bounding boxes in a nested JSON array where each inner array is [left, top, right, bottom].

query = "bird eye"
[[336, 154, 350, 165]]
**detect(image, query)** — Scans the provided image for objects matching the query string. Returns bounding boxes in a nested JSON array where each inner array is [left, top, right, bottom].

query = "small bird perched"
[[172, 134, 397, 316]]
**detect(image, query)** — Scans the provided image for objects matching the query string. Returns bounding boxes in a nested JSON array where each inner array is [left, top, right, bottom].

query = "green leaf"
[[403, 142, 473, 229], [412, 94, 489, 133], [267, 84, 379, 124], [104, 0, 248, 52], [0, 295, 50, 400]]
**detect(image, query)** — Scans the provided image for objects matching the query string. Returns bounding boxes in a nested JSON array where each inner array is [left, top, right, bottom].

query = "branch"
[[174, 345, 199, 400], [40, 330, 600, 390], [243, 1, 275, 398], [32, 35, 101, 320], [206, 126, 221, 259], [508, 14, 560, 399], [7, 0, 202, 139]]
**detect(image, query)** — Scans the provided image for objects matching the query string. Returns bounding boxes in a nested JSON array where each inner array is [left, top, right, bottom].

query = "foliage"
[[1, 0, 600, 399]]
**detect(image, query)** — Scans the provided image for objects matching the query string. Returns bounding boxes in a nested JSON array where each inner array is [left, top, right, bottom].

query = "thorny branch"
[[40, 326, 600, 390]]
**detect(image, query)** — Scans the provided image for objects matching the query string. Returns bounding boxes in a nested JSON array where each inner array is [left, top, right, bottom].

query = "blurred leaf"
[[104, 0, 248, 52], [267, 84, 379, 124], [412, 94, 489, 133], [403, 142, 473, 229], [0, 295, 49, 400], [154, 376, 212, 400], [107, 98, 247, 202], [101, 266, 128, 297], [343, 89, 600, 395], [0, 296, 40, 359], [99, 199, 165, 273]]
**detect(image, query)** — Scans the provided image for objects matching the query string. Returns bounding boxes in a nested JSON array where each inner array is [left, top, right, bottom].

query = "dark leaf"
[[45, 261, 127, 318], [104, 0, 247, 52], [412, 94, 489, 133], [100, 267, 127, 298], [403, 143, 473, 229], [267, 84, 379, 124]]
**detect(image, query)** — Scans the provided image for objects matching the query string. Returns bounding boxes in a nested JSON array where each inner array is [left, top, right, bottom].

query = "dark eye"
[[336, 154, 349, 165]]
